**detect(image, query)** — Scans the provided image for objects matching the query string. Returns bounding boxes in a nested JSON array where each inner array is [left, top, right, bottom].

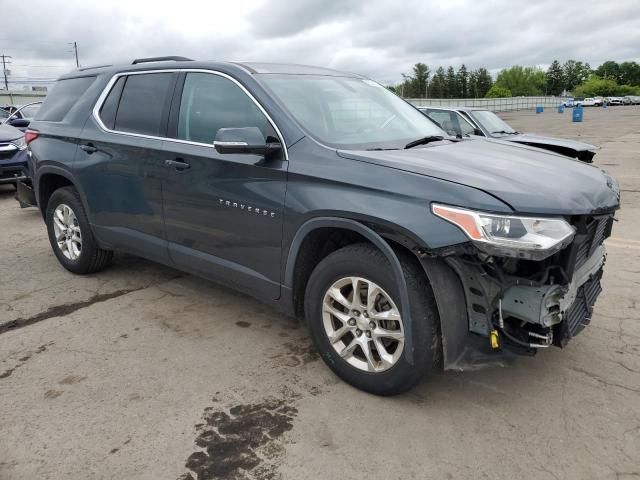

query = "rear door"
[[76, 71, 178, 262], [160, 71, 288, 300]]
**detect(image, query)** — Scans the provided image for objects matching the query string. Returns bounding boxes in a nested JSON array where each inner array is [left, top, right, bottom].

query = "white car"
[[579, 97, 603, 107], [607, 97, 624, 105]]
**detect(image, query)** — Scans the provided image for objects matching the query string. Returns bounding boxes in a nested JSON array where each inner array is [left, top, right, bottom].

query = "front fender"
[[285, 217, 417, 366]]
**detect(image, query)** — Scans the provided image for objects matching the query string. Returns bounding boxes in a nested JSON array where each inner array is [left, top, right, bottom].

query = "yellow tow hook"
[[490, 329, 500, 350]]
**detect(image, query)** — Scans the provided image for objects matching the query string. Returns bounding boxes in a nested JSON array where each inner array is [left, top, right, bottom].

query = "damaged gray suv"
[[22, 58, 620, 395]]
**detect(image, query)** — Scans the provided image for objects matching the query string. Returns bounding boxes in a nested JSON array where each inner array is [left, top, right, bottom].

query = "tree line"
[[389, 60, 640, 99]]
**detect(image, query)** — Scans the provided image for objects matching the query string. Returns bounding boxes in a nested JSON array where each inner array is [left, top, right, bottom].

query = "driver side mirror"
[[213, 127, 281, 156], [9, 118, 30, 129]]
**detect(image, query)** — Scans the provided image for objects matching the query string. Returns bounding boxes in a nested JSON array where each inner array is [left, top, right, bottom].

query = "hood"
[[0, 123, 23, 142], [505, 133, 597, 153], [337, 139, 619, 215]]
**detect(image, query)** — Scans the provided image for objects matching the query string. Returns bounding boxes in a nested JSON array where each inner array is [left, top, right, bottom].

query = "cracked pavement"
[[1, 107, 639, 480]]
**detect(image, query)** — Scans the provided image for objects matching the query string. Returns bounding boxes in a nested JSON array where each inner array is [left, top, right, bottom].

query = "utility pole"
[[69, 42, 79, 68], [1, 54, 11, 90]]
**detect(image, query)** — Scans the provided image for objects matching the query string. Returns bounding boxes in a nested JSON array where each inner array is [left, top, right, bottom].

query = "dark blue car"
[[0, 123, 28, 187], [19, 58, 621, 395]]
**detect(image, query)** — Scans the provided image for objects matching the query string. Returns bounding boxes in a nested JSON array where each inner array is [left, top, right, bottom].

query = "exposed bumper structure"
[[501, 245, 605, 328], [421, 213, 613, 371]]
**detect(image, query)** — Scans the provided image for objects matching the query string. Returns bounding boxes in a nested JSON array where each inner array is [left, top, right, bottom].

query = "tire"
[[304, 243, 441, 395], [45, 186, 113, 274]]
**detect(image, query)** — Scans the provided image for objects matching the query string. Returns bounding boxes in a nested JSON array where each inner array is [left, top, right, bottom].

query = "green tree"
[[574, 76, 621, 97], [615, 84, 640, 95], [457, 64, 469, 98], [485, 85, 512, 98], [430, 67, 447, 98], [412, 62, 430, 98], [546, 60, 564, 95], [399, 62, 430, 97], [446, 66, 458, 98], [474, 68, 493, 97], [563, 60, 591, 91], [595, 61, 621, 82], [468, 70, 478, 98], [494, 65, 545, 96], [619, 61, 640, 85]]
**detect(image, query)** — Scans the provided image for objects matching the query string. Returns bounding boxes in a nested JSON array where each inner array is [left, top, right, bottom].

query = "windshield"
[[0, 108, 10, 121], [469, 110, 517, 135], [259, 74, 445, 150]]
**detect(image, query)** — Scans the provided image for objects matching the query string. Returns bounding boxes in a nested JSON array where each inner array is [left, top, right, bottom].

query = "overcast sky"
[[1, 0, 639, 87]]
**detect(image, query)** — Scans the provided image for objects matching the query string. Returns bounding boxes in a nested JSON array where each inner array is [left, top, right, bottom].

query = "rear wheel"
[[305, 243, 441, 395], [45, 186, 113, 274]]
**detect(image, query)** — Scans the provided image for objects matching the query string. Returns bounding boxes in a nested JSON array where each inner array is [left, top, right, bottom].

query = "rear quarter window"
[[35, 76, 96, 122], [98, 76, 126, 130]]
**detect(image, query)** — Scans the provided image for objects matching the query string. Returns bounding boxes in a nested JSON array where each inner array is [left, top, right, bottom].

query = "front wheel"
[[45, 186, 113, 274], [304, 243, 441, 395]]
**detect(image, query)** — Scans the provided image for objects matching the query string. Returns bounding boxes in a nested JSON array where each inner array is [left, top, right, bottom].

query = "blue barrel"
[[572, 106, 583, 122], [536, 106, 544, 114], [558, 105, 565, 113]]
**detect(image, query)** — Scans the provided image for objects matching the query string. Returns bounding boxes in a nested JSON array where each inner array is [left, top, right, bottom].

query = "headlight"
[[10, 136, 27, 151], [432, 204, 575, 260]]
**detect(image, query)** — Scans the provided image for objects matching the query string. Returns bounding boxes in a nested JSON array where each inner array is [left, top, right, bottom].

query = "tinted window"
[[99, 76, 126, 129], [19, 104, 41, 118], [35, 76, 96, 122], [177, 73, 273, 144], [425, 110, 455, 133], [425, 110, 476, 137], [457, 113, 477, 136], [469, 110, 516, 135], [115, 73, 173, 136]]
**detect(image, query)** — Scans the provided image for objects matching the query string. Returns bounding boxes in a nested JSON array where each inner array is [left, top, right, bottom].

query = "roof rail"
[[132, 56, 194, 65], [78, 64, 113, 71]]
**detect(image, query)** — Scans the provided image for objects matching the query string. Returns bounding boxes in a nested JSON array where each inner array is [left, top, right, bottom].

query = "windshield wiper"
[[404, 135, 444, 149], [491, 130, 518, 135], [365, 147, 400, 151]]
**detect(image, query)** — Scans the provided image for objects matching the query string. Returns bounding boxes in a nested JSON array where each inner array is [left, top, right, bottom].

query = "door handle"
[[164, 159, 190, 170], [80, 143, 98, 154]]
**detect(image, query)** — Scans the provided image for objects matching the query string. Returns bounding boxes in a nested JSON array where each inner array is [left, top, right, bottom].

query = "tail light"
[[24, 129, 39, 145]]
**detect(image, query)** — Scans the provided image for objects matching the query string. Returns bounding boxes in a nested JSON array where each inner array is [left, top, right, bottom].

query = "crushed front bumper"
[[421, 243, 608, 371], [0, 148, 28, 184]]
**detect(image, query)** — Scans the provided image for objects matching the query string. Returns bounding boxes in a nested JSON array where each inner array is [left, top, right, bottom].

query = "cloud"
[[1, 0, 639, 88], [248, 0, 364, 38]]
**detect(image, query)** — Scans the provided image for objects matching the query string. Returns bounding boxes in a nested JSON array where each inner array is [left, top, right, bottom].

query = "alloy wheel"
[[52, 203, 82, 261], [322, 276, 405, 372]]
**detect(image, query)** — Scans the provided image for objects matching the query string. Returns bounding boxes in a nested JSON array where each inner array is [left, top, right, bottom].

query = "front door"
[[160, 72, 288, 300]]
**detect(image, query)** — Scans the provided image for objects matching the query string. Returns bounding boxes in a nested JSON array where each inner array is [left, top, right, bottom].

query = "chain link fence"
[[0, 91, 47, 105], [407, 96, 568, 112]]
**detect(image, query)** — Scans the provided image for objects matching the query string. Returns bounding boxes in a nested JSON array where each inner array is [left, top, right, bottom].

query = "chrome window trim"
[[91, 68, 289, 160]]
